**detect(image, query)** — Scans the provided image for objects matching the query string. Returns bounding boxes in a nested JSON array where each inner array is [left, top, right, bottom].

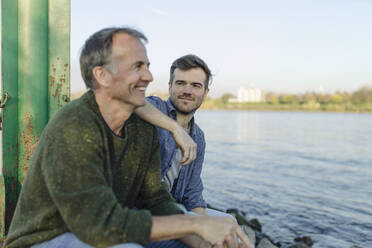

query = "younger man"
[[137, 55, 222, 216]]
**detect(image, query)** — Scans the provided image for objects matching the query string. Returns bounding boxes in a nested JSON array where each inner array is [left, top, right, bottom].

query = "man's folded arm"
[[182, 139, 207, 212], [135, 99, 197, 165]]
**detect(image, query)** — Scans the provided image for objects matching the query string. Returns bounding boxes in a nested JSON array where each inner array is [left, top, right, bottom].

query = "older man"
[[4, 27, 252, 248]]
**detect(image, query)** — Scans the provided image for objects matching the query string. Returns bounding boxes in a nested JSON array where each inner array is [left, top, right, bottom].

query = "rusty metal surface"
[[48, 0, 71, 117], [17, 0, 49, 184], [1, 0, 70, 237], [19, 112, 40, 185]]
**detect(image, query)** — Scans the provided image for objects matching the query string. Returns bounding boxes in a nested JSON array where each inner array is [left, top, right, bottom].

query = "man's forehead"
[[173, 68, 207, 82], [112, 33, 144, 50], [111, 33, 148, 61], [112, 32, 137, 43]]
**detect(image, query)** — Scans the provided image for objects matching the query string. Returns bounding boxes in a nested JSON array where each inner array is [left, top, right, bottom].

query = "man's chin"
[[171, 99, 201, 115], [174, 106, 197, 115]]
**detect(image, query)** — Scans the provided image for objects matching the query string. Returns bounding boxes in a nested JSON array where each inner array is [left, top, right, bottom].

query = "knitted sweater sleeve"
[[41, 119, 152, 247]]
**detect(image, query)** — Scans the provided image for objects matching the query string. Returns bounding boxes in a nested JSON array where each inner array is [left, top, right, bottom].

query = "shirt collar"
[[166, 97, 196, 136]]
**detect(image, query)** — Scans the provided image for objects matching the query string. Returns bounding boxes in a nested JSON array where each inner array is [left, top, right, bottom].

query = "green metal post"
[[18, 0, 49, 185], [1, 0, 70, 238], [1, 0, 20, 239]]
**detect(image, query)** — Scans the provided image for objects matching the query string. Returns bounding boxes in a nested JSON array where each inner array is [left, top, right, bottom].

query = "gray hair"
[[80, 27, 147, 89], [169, 54, 212, 89]]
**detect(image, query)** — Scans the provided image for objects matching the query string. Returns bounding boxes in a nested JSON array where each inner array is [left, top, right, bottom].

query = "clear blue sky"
[[71, 0, 372, 97], [0, 0, 364, 98]]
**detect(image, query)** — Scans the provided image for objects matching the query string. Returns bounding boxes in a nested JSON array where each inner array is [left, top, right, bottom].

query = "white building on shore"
[[235, 87, 263, 102]]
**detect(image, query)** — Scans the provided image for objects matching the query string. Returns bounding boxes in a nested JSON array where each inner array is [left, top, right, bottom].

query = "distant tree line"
[[263, 85, 372, 105], [208, 85, 372, 112], [217, 85, 372, 105]]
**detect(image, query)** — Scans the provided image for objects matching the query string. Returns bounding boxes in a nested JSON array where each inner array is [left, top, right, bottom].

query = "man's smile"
[[178, 95, 194, 102], [135, 86, 147, 92]]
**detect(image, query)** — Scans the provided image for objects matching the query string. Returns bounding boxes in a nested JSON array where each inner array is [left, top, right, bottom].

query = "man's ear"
[[92, 66, 111, 88], [203, 88, 210, 99], [201, 88, 209, 102]]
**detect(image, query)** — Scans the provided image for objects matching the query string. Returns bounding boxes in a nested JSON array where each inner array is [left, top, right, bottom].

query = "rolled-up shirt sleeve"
[[146, 96, 168, 114], [181, 136, 207, 211]]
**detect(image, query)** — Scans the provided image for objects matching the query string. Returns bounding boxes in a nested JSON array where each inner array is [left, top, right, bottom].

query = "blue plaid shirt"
[[147, 96, 207, 211]]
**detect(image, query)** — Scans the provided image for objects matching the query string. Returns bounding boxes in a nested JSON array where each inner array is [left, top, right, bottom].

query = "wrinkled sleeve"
[[42, 120, 152, 247], [138, 126, 184, 216], [146, 96, 167, 114], [182, 133, 207, 211]]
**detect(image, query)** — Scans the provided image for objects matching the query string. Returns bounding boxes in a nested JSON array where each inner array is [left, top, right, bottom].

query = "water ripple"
[[198, 110, 372, 248]]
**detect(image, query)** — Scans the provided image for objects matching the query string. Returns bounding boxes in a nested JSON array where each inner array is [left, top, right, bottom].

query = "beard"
[[171, 98, 202, 116]]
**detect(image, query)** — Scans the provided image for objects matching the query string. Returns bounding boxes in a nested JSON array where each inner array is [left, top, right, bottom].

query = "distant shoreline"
[[198, 85, 372, 113], [199, 108, 372, 114], [200, 101, 372, 113], [70, 90, 372, 113]]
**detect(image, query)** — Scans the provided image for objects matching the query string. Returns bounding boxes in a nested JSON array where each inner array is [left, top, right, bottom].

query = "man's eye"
[[134, 63, 144, 70]]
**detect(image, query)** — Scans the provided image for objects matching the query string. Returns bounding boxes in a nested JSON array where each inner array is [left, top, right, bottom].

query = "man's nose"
[[182, 84, 192, 94], [142, 68, 153, 82]]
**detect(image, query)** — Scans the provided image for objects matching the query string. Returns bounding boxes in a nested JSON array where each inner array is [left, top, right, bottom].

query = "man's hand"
[[172, 124, 197, 165], [196, 216, 254, 248], [134, 101, 197, 165], [179, 234, 212, 248], [212, 242, 250, 248], [150, 215, 253, 248], [191, 207, 206, 215]]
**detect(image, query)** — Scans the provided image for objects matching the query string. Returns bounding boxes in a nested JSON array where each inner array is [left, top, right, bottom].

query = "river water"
[[196, 110, 372, 248], [1, 111, 371, 247]]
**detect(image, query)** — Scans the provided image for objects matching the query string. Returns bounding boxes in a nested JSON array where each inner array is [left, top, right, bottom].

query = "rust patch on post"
[[49, 64, 56, 89], [53, 83, 62, 98], [49, 75, 55, 89], [50, 64, 70, 108], [19, 112, 39, 183]]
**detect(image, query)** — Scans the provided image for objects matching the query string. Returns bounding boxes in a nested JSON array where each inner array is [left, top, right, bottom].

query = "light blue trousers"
[[31, 232, 143, 248]]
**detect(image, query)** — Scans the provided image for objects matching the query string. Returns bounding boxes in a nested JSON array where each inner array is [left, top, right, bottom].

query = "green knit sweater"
[[5, 91, 183, 248]]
